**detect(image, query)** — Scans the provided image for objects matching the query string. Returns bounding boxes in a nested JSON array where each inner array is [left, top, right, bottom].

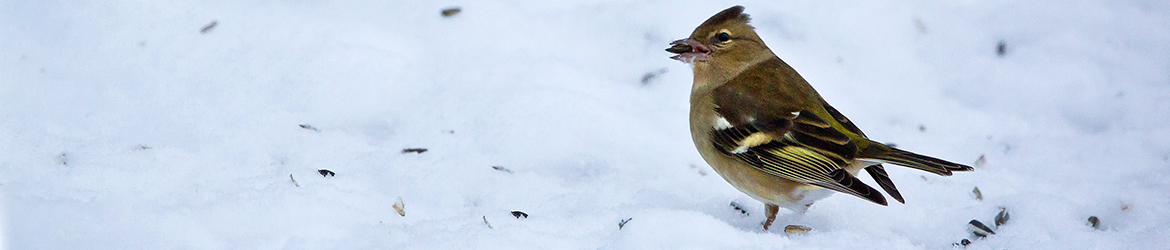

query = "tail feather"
[[864, 164, 905, 204], [859, 143, 973, 176], [826, 169, 887, 206]]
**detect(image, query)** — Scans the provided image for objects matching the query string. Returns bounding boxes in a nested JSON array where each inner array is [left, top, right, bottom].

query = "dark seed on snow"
[[959, 238, 972, 246], [968, 220, 995, 237], [996, 40, 1007, 57], [492, 166, 513, 173], [299, 124, 319, 131], [318, 169, 335, 177], [441, 7, 461, 17], [729, 201, 749, 216], [58, 153, 68, 166], [511, 211, 528, 219], [995, 207, 1010, 227], [200, 20, 217, 34], [1088, 216, 1100, 229], [641, 68, 668, 85]]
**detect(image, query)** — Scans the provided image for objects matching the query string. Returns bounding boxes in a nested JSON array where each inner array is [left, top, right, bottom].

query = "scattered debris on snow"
[[57, 152, 68, 166], [689, 163, 707, 176], [729, 201, 749, 216], [441, 7, 461, 17], [640, 68, 668, 85], [299, 124, 320, 132], [200, 20, 217, 34], [997, 40, 1007, 57], [393, 197, 405, 217], [953, 238, 971, 247], [969, 220, 996, 238], [492, 166, 513, 173], [784, 225, 812, 235], [618, 218, 632, 230], [913, 17, 929, 34], [995, 207, 1010, 227]]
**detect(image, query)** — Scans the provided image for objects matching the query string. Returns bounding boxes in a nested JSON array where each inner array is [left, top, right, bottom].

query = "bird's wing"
[[708, 59, 887, 205], [821, 101, 865, 138], [823, 102, 905, 203], [863, 164, 904, 204], [709, 111, 887, 205]]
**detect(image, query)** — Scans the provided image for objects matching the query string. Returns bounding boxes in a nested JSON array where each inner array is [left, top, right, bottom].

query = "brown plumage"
[[670, 6, 972, 230]]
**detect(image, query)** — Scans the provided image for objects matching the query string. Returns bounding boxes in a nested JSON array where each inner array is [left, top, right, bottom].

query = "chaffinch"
[[668, 6, 973, 230]]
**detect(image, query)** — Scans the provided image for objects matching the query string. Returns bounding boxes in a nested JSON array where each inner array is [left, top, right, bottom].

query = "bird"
[[667, 6, 973, 231]]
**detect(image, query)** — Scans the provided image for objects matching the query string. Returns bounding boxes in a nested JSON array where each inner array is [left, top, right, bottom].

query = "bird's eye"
[[716, 32, 731, 42]]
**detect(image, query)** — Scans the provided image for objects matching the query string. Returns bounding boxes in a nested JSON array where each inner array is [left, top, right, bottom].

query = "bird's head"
[[667, 6, 773, 72]]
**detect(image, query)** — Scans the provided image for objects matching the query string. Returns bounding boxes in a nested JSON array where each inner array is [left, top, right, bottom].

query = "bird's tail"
[[858, 142, 973, 176]]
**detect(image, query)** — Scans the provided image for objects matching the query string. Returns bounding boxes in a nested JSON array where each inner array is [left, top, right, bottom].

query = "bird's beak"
[[666, 38, 710, 63]]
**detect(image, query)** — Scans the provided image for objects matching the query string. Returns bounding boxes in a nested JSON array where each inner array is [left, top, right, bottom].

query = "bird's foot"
[[761, 203, 815, 233], [762, 204, 779, 231]]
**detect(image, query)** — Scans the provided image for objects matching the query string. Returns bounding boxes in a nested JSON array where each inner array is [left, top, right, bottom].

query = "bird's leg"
[[762, 203, 779, 230]]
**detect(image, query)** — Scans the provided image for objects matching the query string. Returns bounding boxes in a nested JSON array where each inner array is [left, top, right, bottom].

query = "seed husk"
[[729, 201, 749, 216], [441, 7, 461, 17], [784, 225, 812, 235], [492, 166, 513, 173], [200, 20, 217, 34], [953, 238, 971, 246], [968, 220, 995, 237], [393, 197, 406, 217], [402, 148, 428, 154], [994, 207, 1010, 227], [299, 124, 319, 131], [666, 44, 691, 54]]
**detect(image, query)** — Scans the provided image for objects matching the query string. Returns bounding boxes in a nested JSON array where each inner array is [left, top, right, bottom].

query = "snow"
[[2, 0, 1169, 249]]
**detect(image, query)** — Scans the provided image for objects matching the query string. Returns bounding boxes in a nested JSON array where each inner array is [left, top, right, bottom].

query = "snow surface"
[[2, 0, 1169, 249]]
